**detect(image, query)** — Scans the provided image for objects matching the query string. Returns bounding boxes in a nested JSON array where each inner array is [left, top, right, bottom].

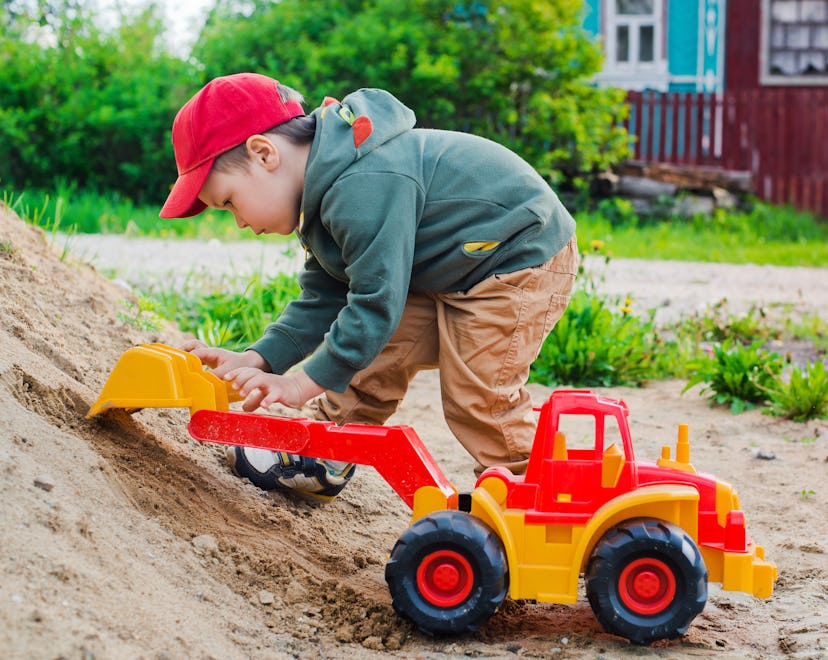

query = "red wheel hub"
[[416, 549, 474, 607], [618, 557, 677, 615]]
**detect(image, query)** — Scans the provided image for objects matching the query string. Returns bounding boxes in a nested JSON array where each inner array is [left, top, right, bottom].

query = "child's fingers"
[[224, 367, 258, 388], [181, 339, 207, 352], [242, 388, 266, 412], [192, 346, 234, 370]]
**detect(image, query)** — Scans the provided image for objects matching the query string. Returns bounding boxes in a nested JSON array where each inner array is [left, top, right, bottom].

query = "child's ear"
[[245, 134, 281, 171]]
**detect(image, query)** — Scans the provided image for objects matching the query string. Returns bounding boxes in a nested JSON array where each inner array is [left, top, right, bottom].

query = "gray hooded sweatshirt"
[[249, 89, 576, 392]]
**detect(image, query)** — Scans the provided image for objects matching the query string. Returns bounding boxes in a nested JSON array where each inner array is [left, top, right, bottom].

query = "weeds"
[[145, 272, 301, 352], [800, 488, 816, 501], [575, 200, 828, 266], [117, 296, 163, 332], [783, 435, 818, 445], [530, 289, 659, 387], [765, 361, 828, 422], [2, 182, 272, 240], [784, 312, 828, 355], [672, 299, 779, 346], [682, 340, 785, 414]]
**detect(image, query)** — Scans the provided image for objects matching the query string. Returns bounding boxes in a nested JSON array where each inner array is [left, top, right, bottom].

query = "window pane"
[[639, 25, 655, 61], [617, 0, 654, 15], [617, 25, 630, 62]]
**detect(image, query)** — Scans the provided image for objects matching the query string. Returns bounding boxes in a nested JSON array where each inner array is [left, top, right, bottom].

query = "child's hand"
[[223, 367, 325, 412], [182, 339, 267, 379]]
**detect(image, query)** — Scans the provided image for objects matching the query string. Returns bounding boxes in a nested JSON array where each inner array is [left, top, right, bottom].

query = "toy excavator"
[[88, 343, 777, 645]]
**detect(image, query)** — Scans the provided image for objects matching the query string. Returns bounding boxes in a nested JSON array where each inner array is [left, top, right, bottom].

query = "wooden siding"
[[626, 89, 828, 218]]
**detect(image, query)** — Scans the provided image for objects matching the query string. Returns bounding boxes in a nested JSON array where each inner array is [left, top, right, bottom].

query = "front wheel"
[[586, 518, 708, 645], [385, 510, 508, 635]]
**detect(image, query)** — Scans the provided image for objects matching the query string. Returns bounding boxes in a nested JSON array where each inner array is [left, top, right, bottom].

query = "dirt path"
[[61, 232, 828, 325], [1, 218, 825, 659]]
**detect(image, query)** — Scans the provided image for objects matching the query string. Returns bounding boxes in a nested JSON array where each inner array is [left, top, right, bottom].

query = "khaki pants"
[[319, 236, 579, 475]]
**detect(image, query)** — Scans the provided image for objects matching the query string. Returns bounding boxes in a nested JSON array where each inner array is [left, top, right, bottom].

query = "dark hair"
[[213, 83, 316, 173]]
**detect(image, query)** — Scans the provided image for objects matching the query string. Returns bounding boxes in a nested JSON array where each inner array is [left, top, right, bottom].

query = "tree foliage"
[[0, 0, 195, 202], [1, 0, 630, 203], [194, 0, 630, 187]]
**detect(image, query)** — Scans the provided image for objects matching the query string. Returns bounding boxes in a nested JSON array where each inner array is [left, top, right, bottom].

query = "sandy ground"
[[3, 209, 828, 659]]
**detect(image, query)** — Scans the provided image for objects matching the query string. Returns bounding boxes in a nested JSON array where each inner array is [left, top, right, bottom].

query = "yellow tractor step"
[[87, 343, 242, 418]]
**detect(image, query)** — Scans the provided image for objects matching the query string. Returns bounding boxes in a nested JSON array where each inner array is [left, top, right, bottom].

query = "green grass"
[[5, 184, 827, 266], [144, 271, 301, 352], [575, 201, 828, 266], [2, 183, 263, 241]]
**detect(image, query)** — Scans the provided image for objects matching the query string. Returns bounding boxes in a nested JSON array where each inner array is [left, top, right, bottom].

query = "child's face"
[[198, 145, 302, 236]]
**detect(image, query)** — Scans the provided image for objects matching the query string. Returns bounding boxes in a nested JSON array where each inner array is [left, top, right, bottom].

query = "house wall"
[[583, 0, 601, 35], [725, 0, 761, 87], [585, 1, 725, 91]]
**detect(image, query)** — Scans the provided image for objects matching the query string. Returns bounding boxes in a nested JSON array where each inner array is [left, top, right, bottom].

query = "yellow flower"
[[619, 306, 632, 315], [590, 239, 605, 252]]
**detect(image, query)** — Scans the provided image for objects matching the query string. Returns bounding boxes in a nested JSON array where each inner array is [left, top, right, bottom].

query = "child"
[[160, 72, 578, 500]]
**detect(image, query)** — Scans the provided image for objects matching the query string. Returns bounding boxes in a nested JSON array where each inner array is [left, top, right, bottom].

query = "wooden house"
[[583, 0, 828, 218]]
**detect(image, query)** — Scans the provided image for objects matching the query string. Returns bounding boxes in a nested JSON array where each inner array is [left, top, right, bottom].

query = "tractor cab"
[[511, 390, 640, 523]]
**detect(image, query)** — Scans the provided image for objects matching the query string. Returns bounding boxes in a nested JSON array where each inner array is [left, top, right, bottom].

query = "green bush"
[[0, 5, 195, 204], [193, 0, 630, 187], [766, 361, 828, 422], [530, 289, 658, 387], [682, 340, 785, 414]]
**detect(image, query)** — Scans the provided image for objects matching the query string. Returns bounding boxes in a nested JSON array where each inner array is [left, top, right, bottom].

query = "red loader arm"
[[188, 409, 456, 510]]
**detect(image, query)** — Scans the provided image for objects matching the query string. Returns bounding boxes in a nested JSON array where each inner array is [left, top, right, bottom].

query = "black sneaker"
[[226, 446, 356, 501]]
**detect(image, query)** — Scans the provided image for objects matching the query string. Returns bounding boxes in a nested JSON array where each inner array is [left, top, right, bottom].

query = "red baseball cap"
[[160, 73, 306, 218]]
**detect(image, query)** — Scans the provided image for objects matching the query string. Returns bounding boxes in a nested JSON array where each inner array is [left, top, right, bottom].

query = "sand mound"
[[1, 206, 826, 658]]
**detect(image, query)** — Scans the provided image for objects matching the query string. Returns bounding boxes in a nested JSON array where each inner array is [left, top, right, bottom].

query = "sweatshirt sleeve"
[[300, 171, 422, 391], [247, 254, 348, 376]]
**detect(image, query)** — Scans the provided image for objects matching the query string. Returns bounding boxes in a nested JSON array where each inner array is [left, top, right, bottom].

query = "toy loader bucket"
[[87, 343, 241, 418]]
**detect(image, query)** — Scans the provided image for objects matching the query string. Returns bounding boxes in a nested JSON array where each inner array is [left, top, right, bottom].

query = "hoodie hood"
[[302, 89, 416, 225]]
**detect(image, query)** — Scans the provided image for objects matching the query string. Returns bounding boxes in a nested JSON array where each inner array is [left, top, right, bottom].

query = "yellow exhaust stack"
[[86, 343, 241, 418]]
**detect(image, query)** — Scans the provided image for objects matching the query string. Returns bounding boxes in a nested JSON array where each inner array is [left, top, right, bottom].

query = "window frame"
[[600, 0, 668, 90], [760, 0, 828, 86]]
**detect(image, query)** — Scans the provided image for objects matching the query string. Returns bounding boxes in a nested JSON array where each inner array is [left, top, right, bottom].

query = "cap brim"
[[159, 159, 213, 218]]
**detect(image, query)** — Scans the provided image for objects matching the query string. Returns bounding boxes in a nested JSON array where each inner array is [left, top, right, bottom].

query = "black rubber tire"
[[586, 518, 708, 645], [385, 510, 508, 635]]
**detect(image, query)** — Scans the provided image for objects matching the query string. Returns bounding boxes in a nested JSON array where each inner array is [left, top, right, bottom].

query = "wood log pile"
[[592, 161, 754, 216]]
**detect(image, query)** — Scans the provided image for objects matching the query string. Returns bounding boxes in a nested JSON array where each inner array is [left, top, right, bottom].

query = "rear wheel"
[[385, 510, 508, 635], [586, 519, 708, 645]]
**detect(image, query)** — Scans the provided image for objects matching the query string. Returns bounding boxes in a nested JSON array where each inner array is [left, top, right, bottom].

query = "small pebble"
[[753, 449, 777, 460], [258, 590, 275, 605], [191, 534, 219, 556], [34, 475, 55, 492]]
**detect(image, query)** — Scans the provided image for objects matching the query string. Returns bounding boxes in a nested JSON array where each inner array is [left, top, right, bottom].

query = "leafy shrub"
[[1, 5, 195, 203], [530, 289, 657, 387], [683, 340, 785, 414], [766, 361, 828, 422], [595, 197, 638, 227], [194, 0, 631, 187]]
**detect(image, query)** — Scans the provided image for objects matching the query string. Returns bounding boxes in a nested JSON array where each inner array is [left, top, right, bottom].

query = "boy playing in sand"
[[160, 72, 578, 499]]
